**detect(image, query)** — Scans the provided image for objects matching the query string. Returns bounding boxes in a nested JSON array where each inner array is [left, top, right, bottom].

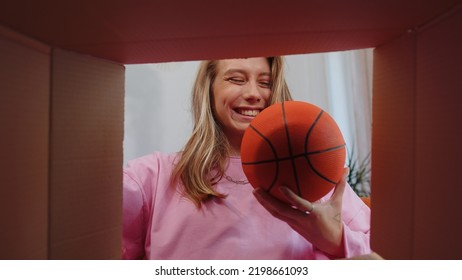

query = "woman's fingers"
[[254, 166, 349, 223], [252, 169, 349, 258], [279, 186, 316, 214], [253, 188, 303, 222], [330, 167, 349, 204]]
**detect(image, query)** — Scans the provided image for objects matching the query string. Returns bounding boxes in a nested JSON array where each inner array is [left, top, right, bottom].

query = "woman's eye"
[[228, 77, 245, 84], [259, 81, 272, 88]]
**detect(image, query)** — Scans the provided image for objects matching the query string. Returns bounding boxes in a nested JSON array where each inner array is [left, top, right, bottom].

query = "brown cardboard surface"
[[1, 27, 124, 259], [371, 4, 462, 259], [414, 7, 462, 259], [0, 31, 50, 259], [371, 34, 417, 259], [49, 49, 124, 259], [1, 0, 460, 63]]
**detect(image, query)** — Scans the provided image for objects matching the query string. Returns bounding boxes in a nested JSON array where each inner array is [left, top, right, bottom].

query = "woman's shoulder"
[[124, 151, 180, 181], [126, 151, 179, 169]]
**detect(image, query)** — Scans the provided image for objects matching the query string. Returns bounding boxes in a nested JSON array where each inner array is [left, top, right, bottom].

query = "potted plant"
[[346, 146, 371, 207]]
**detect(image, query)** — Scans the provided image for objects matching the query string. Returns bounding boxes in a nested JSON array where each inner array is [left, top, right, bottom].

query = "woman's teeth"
[[236, 109, 260, 117]]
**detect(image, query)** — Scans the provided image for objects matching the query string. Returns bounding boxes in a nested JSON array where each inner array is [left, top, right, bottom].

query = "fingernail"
[[344, 167, 350, 176]]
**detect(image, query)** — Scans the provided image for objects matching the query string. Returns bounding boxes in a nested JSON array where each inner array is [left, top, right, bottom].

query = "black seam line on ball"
[[304, 109, 335, 185], [307, 143, 346, 185], [304, 155, 337, 185], [303, 110, 343, 185], [304, 110, 324, 154], [282, 102, 301, 197], [241, 144, 346, 165], [248, 124, 279, 192]]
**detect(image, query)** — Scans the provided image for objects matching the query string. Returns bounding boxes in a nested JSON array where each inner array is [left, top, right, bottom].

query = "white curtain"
[[123, 49, 373, 193], [284, 49, 373, 195]]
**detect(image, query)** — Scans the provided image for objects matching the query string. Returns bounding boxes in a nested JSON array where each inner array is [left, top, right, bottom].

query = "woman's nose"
[[243, 81, 262, 102]]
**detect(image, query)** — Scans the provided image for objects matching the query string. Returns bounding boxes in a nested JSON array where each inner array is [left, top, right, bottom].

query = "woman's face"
[[212, 57, 272, 144]]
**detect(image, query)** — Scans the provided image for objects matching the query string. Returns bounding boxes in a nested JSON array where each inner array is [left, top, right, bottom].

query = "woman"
[[122, 57, 370, 259]]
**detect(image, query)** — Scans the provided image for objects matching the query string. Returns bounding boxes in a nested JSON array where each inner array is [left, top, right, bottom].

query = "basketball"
[[241, 100, 346, 204]]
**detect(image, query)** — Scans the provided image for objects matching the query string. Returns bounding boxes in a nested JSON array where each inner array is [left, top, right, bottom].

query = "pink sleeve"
[[122, 169, 148, 259], [341, 185, 371, 258]]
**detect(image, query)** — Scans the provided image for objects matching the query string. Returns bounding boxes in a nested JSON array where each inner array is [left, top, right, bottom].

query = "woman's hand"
[[253, 167, 349, 258]]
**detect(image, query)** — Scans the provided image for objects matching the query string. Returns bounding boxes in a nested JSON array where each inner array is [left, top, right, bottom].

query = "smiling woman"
[[122, 56, 371, 260], [211, 58, 274, 156], [172, 57, 292, 207]]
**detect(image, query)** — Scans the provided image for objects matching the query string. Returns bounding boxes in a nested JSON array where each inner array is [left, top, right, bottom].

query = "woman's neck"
[[227, 135, 242, 157], [228, 146, 241, 157]]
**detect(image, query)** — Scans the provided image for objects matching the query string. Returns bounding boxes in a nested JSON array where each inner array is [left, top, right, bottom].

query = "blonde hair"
[[172, 57, 293, 207]]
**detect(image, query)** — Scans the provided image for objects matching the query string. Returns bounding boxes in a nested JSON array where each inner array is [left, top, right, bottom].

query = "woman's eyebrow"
[[224, 69, 271, 77], [224, 69, 246, 76]]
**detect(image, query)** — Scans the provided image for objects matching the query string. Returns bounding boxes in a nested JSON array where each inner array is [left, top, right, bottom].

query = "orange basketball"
[[241, 101, 346, 203]]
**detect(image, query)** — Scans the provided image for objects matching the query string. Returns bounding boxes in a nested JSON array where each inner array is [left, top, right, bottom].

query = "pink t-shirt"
[[123, 152, 370, 259]]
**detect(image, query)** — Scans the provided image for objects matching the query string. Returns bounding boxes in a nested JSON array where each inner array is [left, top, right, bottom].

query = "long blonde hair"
[[172, 57, 293, 207]]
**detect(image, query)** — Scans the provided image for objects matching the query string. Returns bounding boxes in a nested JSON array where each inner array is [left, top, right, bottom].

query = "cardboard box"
[[0, 27, 124, 260], [1, 0, 461, 259], [372, 5, 462, 259], [0, 26, 50, 259]]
